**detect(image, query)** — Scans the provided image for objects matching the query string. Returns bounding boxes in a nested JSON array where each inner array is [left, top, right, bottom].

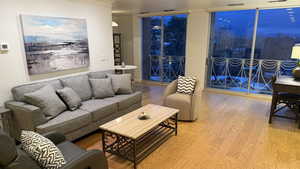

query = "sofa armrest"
[[5, 101, 46, 131], [43, 131, 66, 145], [162, 80, 178, 105], [63, 150, 108, 169]]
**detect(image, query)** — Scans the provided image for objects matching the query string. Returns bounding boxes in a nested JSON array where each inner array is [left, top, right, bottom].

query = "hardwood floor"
[[75, 83, 300, 169]]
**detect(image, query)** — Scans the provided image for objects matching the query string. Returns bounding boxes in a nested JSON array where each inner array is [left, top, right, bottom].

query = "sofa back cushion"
[[108, 74, 133, 94], [11, 80, 63, 102], [60, 75, 92, 101], [88, 70, 115, 79], [89, 78, 115, 99]]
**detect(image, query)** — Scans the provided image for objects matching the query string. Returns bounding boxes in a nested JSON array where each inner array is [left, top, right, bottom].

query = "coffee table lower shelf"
[[101, 116, 178, 169]]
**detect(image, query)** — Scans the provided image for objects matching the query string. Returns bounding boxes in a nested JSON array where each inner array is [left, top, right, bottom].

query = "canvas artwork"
[[21, 15, 90, 75]]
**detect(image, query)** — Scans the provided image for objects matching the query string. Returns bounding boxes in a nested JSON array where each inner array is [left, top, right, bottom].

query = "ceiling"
[[111, 0, 300, 13]]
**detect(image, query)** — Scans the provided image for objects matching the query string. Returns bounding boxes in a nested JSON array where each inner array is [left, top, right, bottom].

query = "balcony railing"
[[208, 57, 297, 94], [149, 55, 185, 82]]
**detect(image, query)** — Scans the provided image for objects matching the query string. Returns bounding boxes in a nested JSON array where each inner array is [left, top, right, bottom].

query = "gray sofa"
[[5, 70, 142, 140]]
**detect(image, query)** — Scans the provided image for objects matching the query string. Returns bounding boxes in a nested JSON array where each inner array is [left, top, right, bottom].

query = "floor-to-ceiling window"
[[142, 14, 187, 82], [207, 7, 300, 94]]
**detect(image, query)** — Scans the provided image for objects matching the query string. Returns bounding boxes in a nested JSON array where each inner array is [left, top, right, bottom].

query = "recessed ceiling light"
[[227, 3, 245, 6]]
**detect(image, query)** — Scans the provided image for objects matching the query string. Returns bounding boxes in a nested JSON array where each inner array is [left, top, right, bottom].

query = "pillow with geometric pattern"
[[177, 76, 197, 95], [20, 130, 66, 169]]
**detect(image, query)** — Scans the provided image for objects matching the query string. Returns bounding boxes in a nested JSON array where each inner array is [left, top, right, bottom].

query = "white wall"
[[112, 14, 134, 65], [132, 15, 143, 81], [0, 0, 114, 105], [185, 10, 210, 93]]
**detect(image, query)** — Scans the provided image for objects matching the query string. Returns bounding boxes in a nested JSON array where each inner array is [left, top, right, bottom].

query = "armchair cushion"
[[57, 142, 86, 162], [20, 130, 66, 169], [43, 132, 66, 145], [62, 150, 108, 169]]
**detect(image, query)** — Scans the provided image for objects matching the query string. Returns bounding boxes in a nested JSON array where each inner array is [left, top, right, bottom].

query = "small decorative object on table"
[[291, 44, 300, 80], [138, 112, 150, 120]]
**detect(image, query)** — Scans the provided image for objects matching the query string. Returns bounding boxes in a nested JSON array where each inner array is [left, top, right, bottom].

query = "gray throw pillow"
[[89, 78, 115, 99], [24, 85, 66, 119], [20, 130, 66, 169], [107, 74, 133, 94], [57, 87, 82, 111]]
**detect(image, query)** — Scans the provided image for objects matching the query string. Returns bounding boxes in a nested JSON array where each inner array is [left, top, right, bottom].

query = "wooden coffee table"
[[99, 104, 179, 169]]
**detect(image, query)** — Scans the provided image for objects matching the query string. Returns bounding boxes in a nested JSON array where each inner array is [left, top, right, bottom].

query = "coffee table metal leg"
[[102, 131, 106, 156], [133, 140, 137, 169]]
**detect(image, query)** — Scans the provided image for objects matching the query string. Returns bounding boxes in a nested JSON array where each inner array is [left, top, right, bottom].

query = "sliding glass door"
[[142, 14, 187, 82], [207, 7, 300, 94], [208, 10, 256, 92]]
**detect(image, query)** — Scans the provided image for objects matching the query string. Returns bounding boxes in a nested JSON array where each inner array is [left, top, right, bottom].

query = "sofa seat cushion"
[[36, 109, 91, 134], [57, 141, 86, 162], [103, 91, 142, 110], [80, 99, 118, 122]]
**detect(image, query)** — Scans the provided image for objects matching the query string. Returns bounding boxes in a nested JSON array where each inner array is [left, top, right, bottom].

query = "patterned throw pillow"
[[177, 76, 197, 95], [20, 130, 66, 169]]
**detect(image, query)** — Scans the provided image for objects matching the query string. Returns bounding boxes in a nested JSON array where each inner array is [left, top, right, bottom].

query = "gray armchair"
[[0, 131, 108, 169], [163, 79, 200, 121]]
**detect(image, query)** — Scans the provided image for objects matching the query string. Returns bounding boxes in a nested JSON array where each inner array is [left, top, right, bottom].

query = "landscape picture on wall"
[[21, 15, 90, 75]]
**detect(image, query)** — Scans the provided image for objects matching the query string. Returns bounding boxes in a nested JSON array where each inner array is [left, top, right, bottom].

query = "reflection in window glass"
[[207, 8, 299, 94], [208, 10, 256, 92]]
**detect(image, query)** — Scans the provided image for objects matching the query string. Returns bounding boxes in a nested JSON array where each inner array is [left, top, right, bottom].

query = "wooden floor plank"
[[75, 83, 300, 169]]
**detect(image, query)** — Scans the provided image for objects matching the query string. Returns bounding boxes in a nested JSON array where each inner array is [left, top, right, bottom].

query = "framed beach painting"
[[20, 15, 90, 75]]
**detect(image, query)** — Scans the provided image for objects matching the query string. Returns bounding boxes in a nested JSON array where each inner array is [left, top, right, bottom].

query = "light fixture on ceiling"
[[268, 0, 287, 3], [112, 21, 119, 27], [227, 3, 245, 6]]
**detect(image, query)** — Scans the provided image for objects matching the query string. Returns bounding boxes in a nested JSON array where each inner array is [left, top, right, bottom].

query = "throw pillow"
[[57, 87, 82, 111], [24, 85, 66, 119], [89, 78, 115, 99], [20, 130, 66, 169], [177, 76, 197, 95], [107, 74, 133, 94]]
